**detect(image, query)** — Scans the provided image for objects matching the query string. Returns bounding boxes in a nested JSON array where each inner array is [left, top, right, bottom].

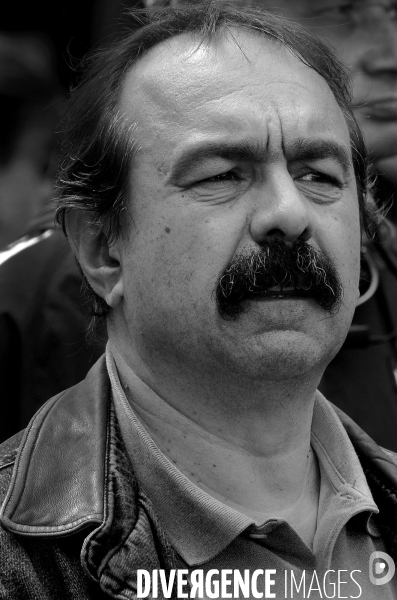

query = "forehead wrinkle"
[[148, 75, 338, 137]]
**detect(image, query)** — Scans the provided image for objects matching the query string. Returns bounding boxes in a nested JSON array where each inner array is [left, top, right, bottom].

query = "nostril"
[[298, 227, 312, 243], [266, 228, 286, 239]]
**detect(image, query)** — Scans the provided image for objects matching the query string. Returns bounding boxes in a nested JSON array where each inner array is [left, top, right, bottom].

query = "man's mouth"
[[216, 239, 343, 319], [248, 286, 312, 299]]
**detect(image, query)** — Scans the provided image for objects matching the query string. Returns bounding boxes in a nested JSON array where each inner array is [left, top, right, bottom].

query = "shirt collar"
[[311, 391, 377, 504]]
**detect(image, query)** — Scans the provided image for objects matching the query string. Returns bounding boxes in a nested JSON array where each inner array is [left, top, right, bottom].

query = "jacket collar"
[[2, 357, 397, 561], [0, 356, 109, 536]]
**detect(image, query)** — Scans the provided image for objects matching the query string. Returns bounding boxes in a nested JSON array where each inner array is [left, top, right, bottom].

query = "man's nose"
[[249, 171, 314, 245], [358, 6, 397, 77]]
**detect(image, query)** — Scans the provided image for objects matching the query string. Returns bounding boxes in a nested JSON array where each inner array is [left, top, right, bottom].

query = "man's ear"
[[66, 211, 123, 309]]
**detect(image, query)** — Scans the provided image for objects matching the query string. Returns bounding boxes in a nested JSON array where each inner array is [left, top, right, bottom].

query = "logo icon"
[[369, 551, 395, 586]]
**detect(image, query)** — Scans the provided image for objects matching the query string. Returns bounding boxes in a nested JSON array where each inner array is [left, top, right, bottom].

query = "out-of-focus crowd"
[[0, 33, 105, 442], [1, 0, 397, 449]]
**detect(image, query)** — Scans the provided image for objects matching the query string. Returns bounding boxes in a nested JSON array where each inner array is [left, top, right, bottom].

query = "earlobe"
[[65, 211, 124, 308], [104, 246, 124, 308]]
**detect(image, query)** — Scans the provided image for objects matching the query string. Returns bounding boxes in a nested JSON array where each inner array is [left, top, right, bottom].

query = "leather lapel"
[[0, 356, 109, 536]]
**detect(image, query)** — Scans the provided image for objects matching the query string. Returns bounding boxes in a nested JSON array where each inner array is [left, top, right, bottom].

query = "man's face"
[[259, 0, 397, 165], [114, 31, 361, 383]]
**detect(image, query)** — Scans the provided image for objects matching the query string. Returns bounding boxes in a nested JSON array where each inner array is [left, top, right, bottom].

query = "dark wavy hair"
[[55, 2, 372, 327]]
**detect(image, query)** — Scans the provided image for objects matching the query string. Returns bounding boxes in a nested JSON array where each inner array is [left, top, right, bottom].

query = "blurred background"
[[4, 0, 144, 91]]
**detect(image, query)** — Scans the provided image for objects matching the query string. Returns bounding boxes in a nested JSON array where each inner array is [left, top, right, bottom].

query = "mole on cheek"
[[165, 227, 171, 233]]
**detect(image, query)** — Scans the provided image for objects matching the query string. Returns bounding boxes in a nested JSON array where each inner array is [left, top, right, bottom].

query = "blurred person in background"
[[0, 33, 104, 443], [0, 34, 59, 249], [152, 0, 397, 451]]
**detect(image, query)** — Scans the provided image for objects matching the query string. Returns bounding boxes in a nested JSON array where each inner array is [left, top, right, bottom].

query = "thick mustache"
[[216, 239, 343, 319]]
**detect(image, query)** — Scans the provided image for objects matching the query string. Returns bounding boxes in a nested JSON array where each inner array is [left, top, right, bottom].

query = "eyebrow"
[[287, 138, 352, 176], [167, 137, 352, 183]]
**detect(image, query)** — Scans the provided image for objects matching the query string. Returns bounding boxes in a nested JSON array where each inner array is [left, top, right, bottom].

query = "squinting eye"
[[193, 171, 243, 191], [203, 171, 240, 184], [299, 171, 341, 187]]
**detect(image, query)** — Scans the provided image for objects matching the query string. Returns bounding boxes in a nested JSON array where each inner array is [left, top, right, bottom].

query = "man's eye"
[[299, 171, 341, 187], [296, 170, 344, 202], [192, 171, 243, 190], [202, 171, 240, 184]]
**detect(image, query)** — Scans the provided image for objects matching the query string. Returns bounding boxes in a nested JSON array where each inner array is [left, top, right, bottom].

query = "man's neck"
[[110, 342, 321, 545]]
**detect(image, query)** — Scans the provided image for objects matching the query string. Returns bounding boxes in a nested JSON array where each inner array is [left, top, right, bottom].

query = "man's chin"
[[215, 319, 345, 382], [235, 333, 331, 381], [220, 294, 332, 325]]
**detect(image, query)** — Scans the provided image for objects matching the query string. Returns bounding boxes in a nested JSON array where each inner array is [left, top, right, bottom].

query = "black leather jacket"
[[1, 357, 397, 599]]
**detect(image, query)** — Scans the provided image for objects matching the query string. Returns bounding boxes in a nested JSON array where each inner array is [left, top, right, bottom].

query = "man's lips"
[[353, 98, 397, 121], [247, 286, 312, 299]]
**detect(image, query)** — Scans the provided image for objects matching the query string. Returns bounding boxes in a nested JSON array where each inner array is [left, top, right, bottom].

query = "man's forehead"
[[119, 29, 351, 162], [121, 29, 278, 84], [120, 29, 331, 109]]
